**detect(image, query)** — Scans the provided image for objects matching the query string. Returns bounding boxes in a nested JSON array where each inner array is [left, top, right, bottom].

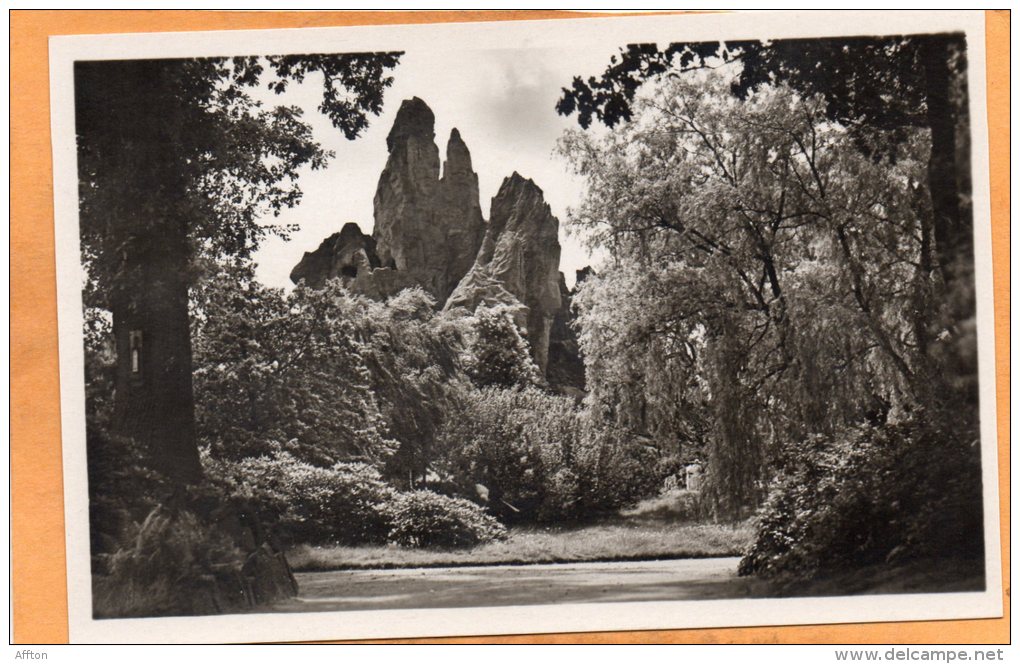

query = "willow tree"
[[76, 53, 401, 482], [561, 75, 944, 518]]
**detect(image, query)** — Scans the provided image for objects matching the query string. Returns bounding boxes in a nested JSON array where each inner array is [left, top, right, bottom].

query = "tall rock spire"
[[369, 98, 486, 305], [446, 172, 563, 375], [373, 97, 441, 275], [435, 127, 487, 303]]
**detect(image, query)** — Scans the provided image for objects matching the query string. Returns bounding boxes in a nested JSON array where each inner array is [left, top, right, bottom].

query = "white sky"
[[251, 44, 617, 291]]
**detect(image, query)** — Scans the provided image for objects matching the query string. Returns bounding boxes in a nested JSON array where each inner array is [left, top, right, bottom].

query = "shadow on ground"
[[260, 558, 757, 613]]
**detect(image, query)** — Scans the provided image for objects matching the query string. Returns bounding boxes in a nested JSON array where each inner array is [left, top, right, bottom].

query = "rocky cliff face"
[[291, 98, 584, 388], [436, 128, 487, 300], [292, 97, 485, 306], [289, 222, 421, 300], [371, 97, 486, 304], [445, 173, 562, 375], [290, 222, 380, 290], [547, 271, 585, 393]]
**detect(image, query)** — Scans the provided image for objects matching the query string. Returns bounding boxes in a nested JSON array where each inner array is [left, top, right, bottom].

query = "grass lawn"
[[288, 503, 752, 572], [288, 522, 751, 571]]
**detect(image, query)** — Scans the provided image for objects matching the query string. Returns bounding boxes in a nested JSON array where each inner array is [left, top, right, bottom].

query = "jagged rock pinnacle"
[[385, 97, 436, 151], [373, 98, 486, 304], [446, 170, 562, 374]]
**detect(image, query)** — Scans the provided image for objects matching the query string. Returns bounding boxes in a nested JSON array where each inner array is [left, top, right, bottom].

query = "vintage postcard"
[[47, 10, 1001, 643]]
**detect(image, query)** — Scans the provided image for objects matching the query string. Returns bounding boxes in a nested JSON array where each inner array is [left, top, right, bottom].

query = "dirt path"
[[265, 557, 755, 612]]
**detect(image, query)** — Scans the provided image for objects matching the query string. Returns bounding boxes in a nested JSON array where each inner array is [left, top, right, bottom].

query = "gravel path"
[[265, 557, 754, 612]]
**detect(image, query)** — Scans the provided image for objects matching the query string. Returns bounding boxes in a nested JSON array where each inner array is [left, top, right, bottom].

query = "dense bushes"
[[206, 448, 506, 549], [187, 275, 674, 546], [194, 273, 480, 488], [187, 270, 678, 539], [205, 450, 395, 546], [86, 431, 299, 618], [739, 416, 984, 578], [92, 498, 299, 617], [438, 386, 666, 523], [201, 384, 662, 541], [386, 491, 507, 548]]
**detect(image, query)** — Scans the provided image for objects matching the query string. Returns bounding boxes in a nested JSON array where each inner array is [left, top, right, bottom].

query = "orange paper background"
[[10, 9, 1010, 645]]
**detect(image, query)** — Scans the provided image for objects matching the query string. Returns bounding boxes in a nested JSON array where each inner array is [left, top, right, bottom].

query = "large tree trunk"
[[110, 219, 203, 483], [920, 35, 971, 286], [918, 35, 979, 418]]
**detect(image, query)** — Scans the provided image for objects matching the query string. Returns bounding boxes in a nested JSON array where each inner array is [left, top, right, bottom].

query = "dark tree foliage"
[[556, 34, 971, 285], [556, 41, 727, 130], [262, 54, 401, 137], [191, 264, 395, 468], [559, 37, 946, 147], [76, 52, 401, 481]]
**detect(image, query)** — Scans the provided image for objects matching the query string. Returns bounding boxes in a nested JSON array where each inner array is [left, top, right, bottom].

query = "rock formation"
[[435, 128, 487, 299], [292, 97, 486, 307], [574, 265, 596, 287], [445, 173, 562, 375], [290, 222, 380, 290], [289, 222, 420, 300], [372, 97, 440, 273], [291, 97, 585, 388], [371, 97, 486, 304]]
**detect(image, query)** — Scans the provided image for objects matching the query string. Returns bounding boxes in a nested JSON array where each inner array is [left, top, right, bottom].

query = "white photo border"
[[48, 9, 1002, 644]]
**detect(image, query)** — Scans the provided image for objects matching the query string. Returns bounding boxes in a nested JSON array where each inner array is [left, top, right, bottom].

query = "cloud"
[[474, 49, 566, 149]]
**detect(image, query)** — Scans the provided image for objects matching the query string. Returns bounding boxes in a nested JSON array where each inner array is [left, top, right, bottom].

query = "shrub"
[[438, 386, 668, 523], [386, 490, 507, 548], [572, 425, 666, 514], [739, 415, 984, 578], [467, 306, 542, 389], [94, 507, 246, 617], [206, 450, 395, 546], [439, 386, 575, 521], [93, 500, 299, 618]]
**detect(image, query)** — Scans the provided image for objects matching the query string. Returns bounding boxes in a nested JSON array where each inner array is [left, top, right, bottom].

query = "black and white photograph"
[[48, 10, 1001, 643]]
